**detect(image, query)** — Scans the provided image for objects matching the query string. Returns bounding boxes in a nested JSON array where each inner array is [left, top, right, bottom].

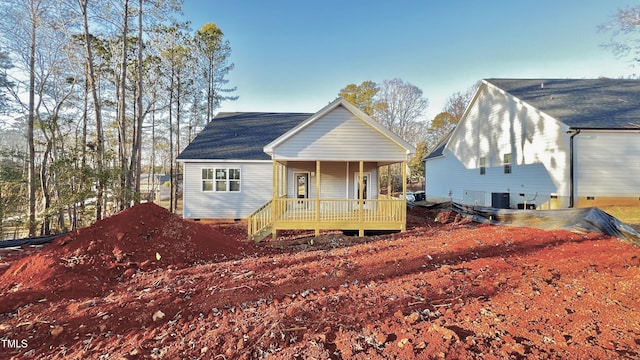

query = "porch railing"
[[248, 196, 405, 241], [273, 197, 404, 222], [247, 199, 273, 241]]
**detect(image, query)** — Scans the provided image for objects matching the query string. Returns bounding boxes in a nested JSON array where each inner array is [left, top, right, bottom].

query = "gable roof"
[[263, 97, 416, 156], [486, 78, 640, 129], [423, 129, 453, 161], [177, 112, 312, 161]]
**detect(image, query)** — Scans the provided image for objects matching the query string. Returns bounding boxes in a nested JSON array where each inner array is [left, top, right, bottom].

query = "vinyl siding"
[[286, 161, 378, 199], [182, 161, 272, 219], [575, 131, 640, 197], [347, 162, 378, 199], [426, 82, 572, 208], [272, 107, 407, 161], [426, 149, 561, 207]]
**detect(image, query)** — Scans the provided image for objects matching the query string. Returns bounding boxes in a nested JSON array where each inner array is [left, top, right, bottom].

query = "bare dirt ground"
[[0, 203, 639, 359]]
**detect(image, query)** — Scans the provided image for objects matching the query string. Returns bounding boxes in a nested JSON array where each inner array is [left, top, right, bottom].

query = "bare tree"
[[0, 49, 12, 112], [600, 5, 640, 71], [442, 81, 480, 124], [374, 78, 429, 142], [0, 0, 58, 235]]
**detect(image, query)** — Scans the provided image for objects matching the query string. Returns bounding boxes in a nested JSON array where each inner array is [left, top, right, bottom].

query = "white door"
[[294, 173, 309, 209], [354, 172, 371, 209]]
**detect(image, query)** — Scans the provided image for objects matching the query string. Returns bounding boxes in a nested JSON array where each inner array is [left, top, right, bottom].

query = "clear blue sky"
[[181, 0, 638, 120]]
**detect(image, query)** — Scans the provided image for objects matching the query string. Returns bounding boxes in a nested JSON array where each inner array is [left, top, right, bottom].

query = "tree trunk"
[[27, 3, 37, 237], [168, 67, 174, 213], [151, 108, 156, 202], [118, 0, 130, 209], [207, 57, 214, 122], [129, 0, 144, 205], [173, 72, 181, 213], [40, 139, 52, 235], [79, 0, 105, 221]]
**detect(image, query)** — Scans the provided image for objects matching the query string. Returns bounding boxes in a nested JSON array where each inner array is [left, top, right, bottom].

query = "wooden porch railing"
[[272, 198, 404, 222], [247, 199, 273, 241], [248, 196, 405, 241]]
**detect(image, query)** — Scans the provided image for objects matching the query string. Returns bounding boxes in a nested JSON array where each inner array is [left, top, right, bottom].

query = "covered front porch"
[[247, 98, 416, 241], [248, 160, 408, 241]]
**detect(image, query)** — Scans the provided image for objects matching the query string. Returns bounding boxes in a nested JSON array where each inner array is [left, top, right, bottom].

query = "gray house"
[[425, 78, 640, 209], [178, 98, 416, 240]]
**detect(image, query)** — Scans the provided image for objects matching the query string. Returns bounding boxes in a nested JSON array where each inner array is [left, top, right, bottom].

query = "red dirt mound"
[[0, 203, 265, 313], [0, 206, 638, 358]]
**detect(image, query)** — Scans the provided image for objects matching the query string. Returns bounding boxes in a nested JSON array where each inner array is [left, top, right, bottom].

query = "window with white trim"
[[202, 168, 241, 192], [479, 157, 486, 175], [503, 153, 512, 174], [202, 169, 214, 191]]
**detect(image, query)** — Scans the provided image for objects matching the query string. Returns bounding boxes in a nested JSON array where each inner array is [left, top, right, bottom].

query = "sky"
[[181, 0, 639, 121]]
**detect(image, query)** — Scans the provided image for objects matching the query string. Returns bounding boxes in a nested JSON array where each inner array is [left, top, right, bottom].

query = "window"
[[479, 157, 486, 175], [503, 153, 512, 174], [215, 169, 227, 191], [229, 168, 241, 191], [202, 167, 241, 192], [202, 169, 214, 191]]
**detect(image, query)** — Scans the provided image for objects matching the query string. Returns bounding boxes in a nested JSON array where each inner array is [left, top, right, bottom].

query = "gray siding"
[[273, 107, 407, 161], [575, 131, 640, 197], [182, 161, 272, 219]]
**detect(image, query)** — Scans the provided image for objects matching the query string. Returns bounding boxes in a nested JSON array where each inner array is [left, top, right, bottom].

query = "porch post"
[[359, 160, 364, 237], [401, 160, 407, 233], [387, 165, 391, 196], [271, 160, 277, 240], [315, 160, 320, 236]]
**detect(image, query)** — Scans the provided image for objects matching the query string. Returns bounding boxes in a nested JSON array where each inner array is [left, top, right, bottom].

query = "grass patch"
[[600, 206, 640, 225]]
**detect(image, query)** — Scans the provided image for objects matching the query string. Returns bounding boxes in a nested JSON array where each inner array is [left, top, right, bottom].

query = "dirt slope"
[[0, 204, 638, 359]]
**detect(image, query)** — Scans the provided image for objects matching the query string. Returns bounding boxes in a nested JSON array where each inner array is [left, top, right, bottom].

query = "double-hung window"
[[479, 157, 486, 175], [202, 168, 241, 192], [202, 169, 214, 191], [503, 153, 512, 174]]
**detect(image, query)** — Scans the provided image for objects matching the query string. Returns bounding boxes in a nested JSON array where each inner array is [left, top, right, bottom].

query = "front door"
[[295, 173, 309, 207], [354, 172, 371, 209]]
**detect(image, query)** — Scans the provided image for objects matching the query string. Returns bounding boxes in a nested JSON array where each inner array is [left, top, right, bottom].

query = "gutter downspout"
[[568, 129, 581, 208]]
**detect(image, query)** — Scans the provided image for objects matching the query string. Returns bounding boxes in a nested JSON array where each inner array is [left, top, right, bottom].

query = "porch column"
[[315, 160, 321, 236], [401, 160, 407, 233], [359, 160, 364, 237], [387, 164, 391, 196], [271, 160, 278, 240]]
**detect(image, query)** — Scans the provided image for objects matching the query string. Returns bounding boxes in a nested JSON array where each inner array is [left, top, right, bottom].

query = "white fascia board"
[[177, 159, 272, 163]]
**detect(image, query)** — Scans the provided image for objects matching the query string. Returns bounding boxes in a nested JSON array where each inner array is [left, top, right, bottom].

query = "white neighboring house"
[[424, 79, 640, 209], [177, 98, 415, 240]]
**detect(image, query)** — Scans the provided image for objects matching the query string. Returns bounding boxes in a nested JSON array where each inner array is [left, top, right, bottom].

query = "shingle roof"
[[423, 129, 453, 161], [486, 78, 640, 129], [177, 112, 312, 161]]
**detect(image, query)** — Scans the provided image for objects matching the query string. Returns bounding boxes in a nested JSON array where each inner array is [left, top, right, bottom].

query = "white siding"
[[286, 161, 378, 199], [426, 82, 572, 208], [426, 149, 560, 207], [272, 107, 407, 161], [182, 161, 272, 219], [575, 131, 640, 197], [287, 162, 317, 198], [346, 162, 378, 199]]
